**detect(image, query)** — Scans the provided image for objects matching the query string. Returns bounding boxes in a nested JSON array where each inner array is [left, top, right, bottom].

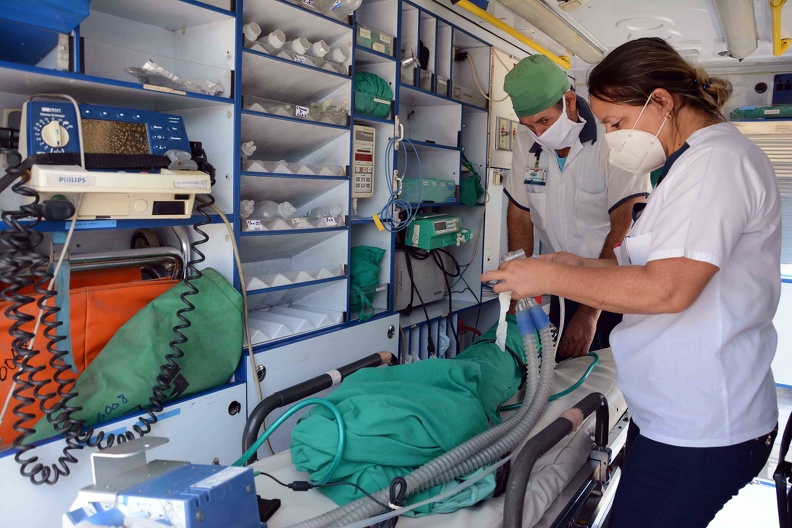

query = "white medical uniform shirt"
[[505, 97, 651, 257], [612, 122, 781, 448]]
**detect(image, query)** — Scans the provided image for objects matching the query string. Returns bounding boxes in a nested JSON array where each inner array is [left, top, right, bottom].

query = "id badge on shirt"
[[524, 167, 547, 186]]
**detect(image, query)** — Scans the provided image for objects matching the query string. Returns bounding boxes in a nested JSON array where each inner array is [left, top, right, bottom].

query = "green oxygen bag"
[[30, 268, 243, 442]]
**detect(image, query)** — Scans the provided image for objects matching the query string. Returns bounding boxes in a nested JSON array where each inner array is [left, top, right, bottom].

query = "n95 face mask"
[[605, 93, 668, 176], [530, 95, 586, 151]]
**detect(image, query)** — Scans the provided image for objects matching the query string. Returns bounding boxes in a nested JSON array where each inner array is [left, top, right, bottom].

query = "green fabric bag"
[[290, 315, 525, 515], [460, 150, 485, 207], [30, 268, 243, 442], [349, 245, 385, 321], [354, 72, 393, 119]]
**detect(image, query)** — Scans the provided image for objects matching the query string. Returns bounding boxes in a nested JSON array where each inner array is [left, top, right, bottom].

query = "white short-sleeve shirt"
[[612, 122, 781, 447], [505, 97, 651, 257]]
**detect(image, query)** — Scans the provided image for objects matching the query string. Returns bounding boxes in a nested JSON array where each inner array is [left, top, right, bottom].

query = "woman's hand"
[[480, 257, 556, 299]]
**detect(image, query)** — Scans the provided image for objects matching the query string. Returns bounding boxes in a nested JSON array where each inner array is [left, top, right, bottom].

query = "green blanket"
[[290, 315, 526, 514]]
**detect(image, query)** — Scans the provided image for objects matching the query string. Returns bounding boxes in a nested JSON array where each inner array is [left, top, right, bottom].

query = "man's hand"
[[557, 307, 598, 358], [538, 251, 585, 267]]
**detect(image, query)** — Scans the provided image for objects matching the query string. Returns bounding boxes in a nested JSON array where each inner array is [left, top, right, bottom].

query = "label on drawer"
[[359, 27, 371, 39], [293, 54, 308, 64], [295, 105, 309, 118], [142, 84, 186, 96], [379, 34, 392, 44], [324, 216, 337, 226], [246, 220, 263, 231], [302, 0, 315, 6], [373, 42, 386, 53]]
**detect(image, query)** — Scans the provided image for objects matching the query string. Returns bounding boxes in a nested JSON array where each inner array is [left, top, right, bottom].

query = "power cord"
[[454, 51, 509, 103], [377, 136, 423, 232], [255, 471, 391, 511]]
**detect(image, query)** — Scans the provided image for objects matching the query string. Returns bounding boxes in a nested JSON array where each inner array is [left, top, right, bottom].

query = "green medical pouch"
[[349, 245, 385, 321], [30, 268, 243, 442]]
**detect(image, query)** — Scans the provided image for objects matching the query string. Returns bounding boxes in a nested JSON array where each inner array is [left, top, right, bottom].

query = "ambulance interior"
[[0, 1, 791, 527]]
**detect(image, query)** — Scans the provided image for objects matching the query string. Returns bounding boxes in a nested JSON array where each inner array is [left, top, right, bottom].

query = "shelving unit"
[[0, 1, 244, 523]]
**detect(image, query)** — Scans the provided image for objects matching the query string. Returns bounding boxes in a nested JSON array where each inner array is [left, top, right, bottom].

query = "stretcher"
[[249, 347, 628, 528]]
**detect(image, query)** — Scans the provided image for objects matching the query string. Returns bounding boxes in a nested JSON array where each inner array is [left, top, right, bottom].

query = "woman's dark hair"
[[587, 37, 731, 118]]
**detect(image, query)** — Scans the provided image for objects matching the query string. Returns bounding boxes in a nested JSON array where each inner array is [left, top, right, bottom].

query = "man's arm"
[[559, 195, 646, 356], [507, 201, 533, 256]]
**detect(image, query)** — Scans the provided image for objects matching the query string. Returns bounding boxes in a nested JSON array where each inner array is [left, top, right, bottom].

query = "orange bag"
[[0, 273, 178, 448]]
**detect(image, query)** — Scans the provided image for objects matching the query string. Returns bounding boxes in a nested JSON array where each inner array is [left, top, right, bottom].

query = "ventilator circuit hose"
[[289, 299, 556, 528]]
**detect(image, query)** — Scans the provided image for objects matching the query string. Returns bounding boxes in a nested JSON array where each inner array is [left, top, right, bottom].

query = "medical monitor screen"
[[82, 120, 149, 155]]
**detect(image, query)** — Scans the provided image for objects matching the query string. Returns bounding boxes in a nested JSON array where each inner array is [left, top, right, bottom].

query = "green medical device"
[[406, 214, 472, 251]]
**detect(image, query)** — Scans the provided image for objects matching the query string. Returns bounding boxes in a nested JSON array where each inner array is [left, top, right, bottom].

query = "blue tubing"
[[515, 309, 536, 337], [528, 304, 550, 330], [233, 398, 345, 485]]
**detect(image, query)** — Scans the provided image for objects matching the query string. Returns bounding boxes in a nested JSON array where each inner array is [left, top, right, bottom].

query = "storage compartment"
[[451, 29, 490, 109], [80, 6, 235, 97], [356, 23, 395, 57], [241, 230, 348, 292], [245, 280, 348, 344], [399, 87, 462, 147], [241, 112, 351, 168], [240, 176, 348, 232]]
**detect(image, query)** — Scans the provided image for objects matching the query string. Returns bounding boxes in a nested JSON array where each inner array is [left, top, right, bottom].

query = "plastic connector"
[[288, 481, 313, 491]]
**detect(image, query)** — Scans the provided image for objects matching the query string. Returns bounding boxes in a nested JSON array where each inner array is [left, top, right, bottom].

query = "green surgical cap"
[[504, 55, 569, 118]]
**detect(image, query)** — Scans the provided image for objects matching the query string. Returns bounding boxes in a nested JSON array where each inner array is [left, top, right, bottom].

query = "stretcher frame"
[[243, 351, 630, 528]]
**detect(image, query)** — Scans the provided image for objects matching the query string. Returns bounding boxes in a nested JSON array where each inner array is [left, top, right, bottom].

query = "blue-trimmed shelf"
[[243, 48, 350, 81], [351, 218, 375, 225], [352, 114, 395, 126], [246, 273, 347, 296], [240, 225, 348, 236], [457, 97, 488, 112], [404, 139, 460, 151], [399, 82, 487, 111], [90, 0, 234, 30], [273, 0, 352, 29], [241, 171, 348, 180], [399, 297, 495, 328], [0, 214, 233, 233], [0, 61, 233, 109], [400, 83, 458, 106], [242, 108, 350, 131], [354, 45, 397, 63], [409, 202, 486, 208]]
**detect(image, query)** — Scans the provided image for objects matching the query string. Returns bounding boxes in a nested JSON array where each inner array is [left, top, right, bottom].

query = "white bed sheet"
[[252, 348, 625, 528]]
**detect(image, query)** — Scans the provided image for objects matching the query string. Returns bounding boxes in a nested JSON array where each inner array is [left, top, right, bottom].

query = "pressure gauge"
[[32, 116, 74, 153]]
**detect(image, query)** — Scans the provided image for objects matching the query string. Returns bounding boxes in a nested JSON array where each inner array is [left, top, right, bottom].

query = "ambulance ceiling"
[[485, 0, 792, 68]]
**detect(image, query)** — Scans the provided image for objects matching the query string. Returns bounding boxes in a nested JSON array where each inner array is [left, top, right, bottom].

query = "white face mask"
[[529, 95, 585, 151], [604, 93, 668, 176]]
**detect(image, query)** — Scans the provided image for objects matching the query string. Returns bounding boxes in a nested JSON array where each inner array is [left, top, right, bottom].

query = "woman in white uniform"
[[482, 37, 781, 528]]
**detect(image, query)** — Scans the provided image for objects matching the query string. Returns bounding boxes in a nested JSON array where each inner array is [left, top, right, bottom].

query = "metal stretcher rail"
[[504, 392, 610, 528]]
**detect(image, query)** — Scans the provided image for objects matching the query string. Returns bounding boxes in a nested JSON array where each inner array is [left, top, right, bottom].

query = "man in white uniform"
[[503, 55, 651, 358]]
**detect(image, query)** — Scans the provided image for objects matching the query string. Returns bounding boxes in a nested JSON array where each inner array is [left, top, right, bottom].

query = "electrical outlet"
[[492, 168, 503, 186], [496, 117, 517, 151]]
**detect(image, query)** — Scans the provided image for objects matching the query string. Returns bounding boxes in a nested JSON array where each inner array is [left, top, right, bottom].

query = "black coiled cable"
[[65, 193, 215, 451], [1, 167, 85, 484], [2, 149, 216, 483]]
